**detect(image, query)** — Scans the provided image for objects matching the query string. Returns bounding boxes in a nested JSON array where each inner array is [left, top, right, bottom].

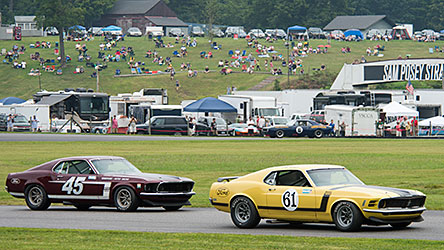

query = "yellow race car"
[[209, 165, 426, 231]]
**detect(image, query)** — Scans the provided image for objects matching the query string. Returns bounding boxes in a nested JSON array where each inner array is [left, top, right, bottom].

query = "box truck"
[[218, 95, 281, 122], [325, 105, 380, 136]]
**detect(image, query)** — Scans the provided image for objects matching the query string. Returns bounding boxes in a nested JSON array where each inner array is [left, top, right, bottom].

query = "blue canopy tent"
[[68, 25, 86, 31], [184, 97, 236, 113], [440, 30, 444, 34], [101, 25, 122, 32], [344, 29, 364, 39], [287, 25, 308, 40], [0, 97, 26, 105]]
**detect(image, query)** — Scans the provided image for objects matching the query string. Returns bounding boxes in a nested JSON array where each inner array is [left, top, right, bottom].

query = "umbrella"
[[325, 45, 331, 48], [0, 97, 26, 105], [184, 97, 236, 113], [317, 45, 324, 47], [102, 25, 122, 32]]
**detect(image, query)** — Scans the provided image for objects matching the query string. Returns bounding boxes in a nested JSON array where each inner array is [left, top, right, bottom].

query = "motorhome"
[[109, 88, 168, 118]]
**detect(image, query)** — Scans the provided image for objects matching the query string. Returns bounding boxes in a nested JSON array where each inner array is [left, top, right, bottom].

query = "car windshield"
[[233, 123, 247, 128], [91, 159, 142, 174], [307, 168, 364, 186], [14, 116, 28, 123]]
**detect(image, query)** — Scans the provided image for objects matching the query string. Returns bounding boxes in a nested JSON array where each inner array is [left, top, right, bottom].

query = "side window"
[[276, 171, 310, 187], [67, 161, 95, 174], [264, 172, 277, 185], [53, 162, 68, 174], [153, 118, 164, 126]]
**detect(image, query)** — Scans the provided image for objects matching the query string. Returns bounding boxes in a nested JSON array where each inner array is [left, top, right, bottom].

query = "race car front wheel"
[[24, 184, 51, 210], [114, 186, 140, 212], [333, 201, 363, 232], [230, 196, 260, 228]]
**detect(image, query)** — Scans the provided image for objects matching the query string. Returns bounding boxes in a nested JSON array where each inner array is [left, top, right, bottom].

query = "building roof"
[[146, 17, 187, 27], [323, 15, 395, 31], [107, 0, 160, 15], [14, 16, 36, 23]]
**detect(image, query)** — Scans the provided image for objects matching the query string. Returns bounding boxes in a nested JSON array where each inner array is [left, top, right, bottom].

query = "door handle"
[[268, 188, 276, 191]]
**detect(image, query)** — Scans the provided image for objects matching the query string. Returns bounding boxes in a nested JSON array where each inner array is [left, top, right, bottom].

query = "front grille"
[[378, 196, 426, 209], [157, 182, 194, 193]]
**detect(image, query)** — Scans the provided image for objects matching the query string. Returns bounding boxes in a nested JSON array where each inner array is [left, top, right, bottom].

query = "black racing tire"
[[333, 201, 363, 232], [114, 186, 140, 212], [163, 206, 183, 211], [390, 222, 412, 228], [275, 130, 285, 138], [230, 196, 261, 228], [24, 184, 51, 210], [74, 204, 91, 211], [314, 130, 323, 138]]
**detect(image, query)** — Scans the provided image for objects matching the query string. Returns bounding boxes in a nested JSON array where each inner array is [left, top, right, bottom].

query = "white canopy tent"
[[419, 116, 444, 127], [381, 102, 418, 117]]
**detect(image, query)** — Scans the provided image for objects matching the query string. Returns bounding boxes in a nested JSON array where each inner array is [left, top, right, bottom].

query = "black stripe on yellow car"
[[258, 191, 332, 212], [210, 200, 229, 207]]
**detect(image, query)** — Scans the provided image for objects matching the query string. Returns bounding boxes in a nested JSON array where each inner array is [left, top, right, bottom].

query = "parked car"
[[265, 119, 332, 138], [0, 113, 7, 131], [209, 28, 224, 37], [6, 156, 195, 211], [248, 29, 265, 39], [88, 27, 103, 36], [414, 31, 422, 39], [136, 116, 209, 136], [308, 27, 325, 39], [169, 28, 184, 37], [197, 117, 233, 136], [6, 114, 31, 132], [45, 27, 59, 36], [228, 123, 259, 136], [225, 26, 247, 38], [191, 26, 205, 37], [209, 164, 426, 231], [309, 110, 325, 123], [127, 27, 142, 37], [264, 29, 287, 39]]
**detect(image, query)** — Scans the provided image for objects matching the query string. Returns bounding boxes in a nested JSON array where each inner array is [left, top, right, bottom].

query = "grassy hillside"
[[0, 36, 443, 104]]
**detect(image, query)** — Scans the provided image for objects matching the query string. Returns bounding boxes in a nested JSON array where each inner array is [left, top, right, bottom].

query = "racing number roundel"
[[282, 189, 299, 211], [296, 126, 303, 134]]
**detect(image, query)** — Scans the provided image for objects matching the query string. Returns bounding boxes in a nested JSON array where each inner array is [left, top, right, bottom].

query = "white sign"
[[281, 189, 299, 211]]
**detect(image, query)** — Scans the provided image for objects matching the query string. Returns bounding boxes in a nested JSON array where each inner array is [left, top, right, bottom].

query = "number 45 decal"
[[62, 177, 86, 195]]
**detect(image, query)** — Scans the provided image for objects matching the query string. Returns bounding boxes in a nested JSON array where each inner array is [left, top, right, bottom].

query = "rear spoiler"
[[217, 176, 239, 182]]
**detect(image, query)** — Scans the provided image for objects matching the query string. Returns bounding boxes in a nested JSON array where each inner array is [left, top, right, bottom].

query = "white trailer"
[[218, 95, 280, 122], [110, 88, 168, 118], [325, 105, 380, 136], [0, 104, 51, 131]]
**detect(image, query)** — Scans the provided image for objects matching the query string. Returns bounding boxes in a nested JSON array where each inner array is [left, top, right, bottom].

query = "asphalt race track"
[[0, 133, 270, 141], [0, 206, 442, 241]]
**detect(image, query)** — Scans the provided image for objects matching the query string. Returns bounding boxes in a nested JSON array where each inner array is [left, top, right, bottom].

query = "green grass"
[[0, 37, 444, 103], [1, 227, 443, 249], [1, 139, 444, 209]]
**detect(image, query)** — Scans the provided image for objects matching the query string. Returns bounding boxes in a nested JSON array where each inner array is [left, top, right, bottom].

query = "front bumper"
[[363, 207, 426, 215]]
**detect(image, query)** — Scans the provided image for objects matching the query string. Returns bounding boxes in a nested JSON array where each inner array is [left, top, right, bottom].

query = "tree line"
[[0, 0, 442, 31]]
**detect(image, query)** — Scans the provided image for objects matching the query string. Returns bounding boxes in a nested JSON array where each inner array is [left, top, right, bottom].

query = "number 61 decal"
[[62, 176, 86, 195], [282, 189, 299, 211]]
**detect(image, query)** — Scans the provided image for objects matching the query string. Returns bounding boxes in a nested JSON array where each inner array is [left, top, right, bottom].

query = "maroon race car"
[[5, 156, 195, 212]]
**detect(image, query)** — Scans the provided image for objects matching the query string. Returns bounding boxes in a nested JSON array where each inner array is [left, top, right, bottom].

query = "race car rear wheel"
[[163, 206, 182, 211], [390, 222, 411, 228], [230, 196, 260, 228], [314, 130, 323, 138], [24, 184, 51, 210], [275, 130, 285, 138], [114, 186, 140, 212], [333, 201, 363, 232]]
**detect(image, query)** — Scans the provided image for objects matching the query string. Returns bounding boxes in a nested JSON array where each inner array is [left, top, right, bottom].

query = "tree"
[[79, 0, 117, 27], [36, 0, 84, 67], [204, 0, 220, 38]]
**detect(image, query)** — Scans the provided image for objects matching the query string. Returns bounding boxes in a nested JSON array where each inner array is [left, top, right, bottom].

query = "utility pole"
[[95, 65, 100, 92]]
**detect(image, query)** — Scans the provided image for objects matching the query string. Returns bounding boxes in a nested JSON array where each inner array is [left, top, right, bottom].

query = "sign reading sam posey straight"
[[364, 61, 444, 82]]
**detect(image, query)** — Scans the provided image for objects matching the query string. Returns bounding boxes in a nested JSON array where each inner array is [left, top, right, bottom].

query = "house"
[[14, 16, 44, 37], [100, 0, 188, 35], [323, 15, 395, 35]]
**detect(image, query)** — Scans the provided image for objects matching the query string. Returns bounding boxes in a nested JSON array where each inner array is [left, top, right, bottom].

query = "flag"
[[406, 80, 414, 95]]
